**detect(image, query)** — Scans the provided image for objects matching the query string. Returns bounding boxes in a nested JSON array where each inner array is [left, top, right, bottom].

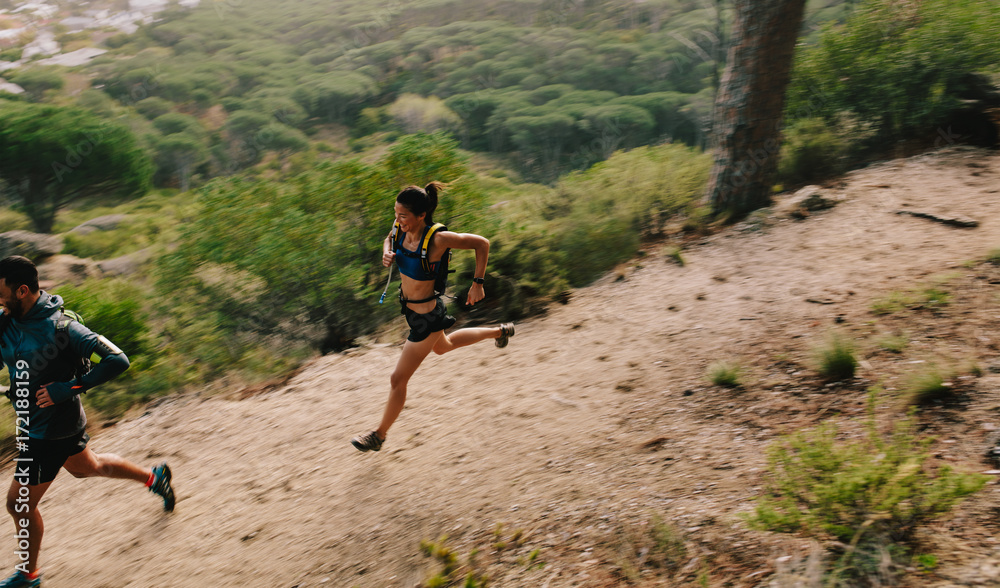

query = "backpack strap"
[[418, 223, 447, 274], [55, 306, 73, 332], [390, 220, 404, 250]]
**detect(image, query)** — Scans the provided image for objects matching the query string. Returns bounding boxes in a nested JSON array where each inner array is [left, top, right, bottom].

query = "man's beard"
[[4, 298, 27, 319]]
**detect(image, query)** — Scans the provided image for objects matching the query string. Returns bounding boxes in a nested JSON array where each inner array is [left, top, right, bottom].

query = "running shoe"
[[495, 323, 515, 348], [0, 570, 40, 588], [351, 431, 384, 452], [149, 462, 175, 512]]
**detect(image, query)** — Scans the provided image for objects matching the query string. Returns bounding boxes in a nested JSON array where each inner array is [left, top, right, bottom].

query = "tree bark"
[[705, 0, 806, 218]]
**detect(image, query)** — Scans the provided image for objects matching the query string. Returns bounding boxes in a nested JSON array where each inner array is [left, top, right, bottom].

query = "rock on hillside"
[[37, 254, 102, 285], [0, 230, 63, 260], [68, 214, 128, 236]]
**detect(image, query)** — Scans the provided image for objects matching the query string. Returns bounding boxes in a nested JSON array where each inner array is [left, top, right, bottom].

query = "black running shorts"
[[16, 431, 89, 486], [402, 297, 456, 343]]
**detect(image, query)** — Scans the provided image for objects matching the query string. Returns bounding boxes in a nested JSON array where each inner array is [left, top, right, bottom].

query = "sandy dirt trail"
[[5, 147, 1000, 588]]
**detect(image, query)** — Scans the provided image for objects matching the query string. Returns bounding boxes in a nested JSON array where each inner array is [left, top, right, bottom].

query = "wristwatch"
[[472, 277, 485, 284]]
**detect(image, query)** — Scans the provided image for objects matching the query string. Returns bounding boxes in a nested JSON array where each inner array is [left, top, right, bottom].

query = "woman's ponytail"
[[423, 181, 445, 225]]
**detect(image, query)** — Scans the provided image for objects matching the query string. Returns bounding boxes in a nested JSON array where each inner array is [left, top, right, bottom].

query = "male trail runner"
[[0, 256, 174, 588]]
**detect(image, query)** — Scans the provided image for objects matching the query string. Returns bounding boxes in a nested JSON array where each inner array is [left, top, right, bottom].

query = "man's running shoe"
[[149, 462, 175, 512], [0, 570, 40, 588], [495, 323, 515, 348], [351, 431, 384, 452]]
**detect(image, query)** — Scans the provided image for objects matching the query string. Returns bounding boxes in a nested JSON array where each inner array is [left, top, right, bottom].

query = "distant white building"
[[129, 0, 200, 14], [12, 3, 58, 19], [60, 16, 96, 32], [21, 29, 59, 59], [38, 47, 107, 67], [128, 0, 168, 11]]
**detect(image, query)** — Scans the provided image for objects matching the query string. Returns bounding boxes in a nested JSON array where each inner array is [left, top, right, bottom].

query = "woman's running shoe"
[[351, 431, 385, 452], [496, 323, 515, 348]]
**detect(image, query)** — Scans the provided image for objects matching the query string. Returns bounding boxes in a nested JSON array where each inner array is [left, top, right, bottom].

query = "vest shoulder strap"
[[390, 221, 404, 249], [419, 223, 447, 272]]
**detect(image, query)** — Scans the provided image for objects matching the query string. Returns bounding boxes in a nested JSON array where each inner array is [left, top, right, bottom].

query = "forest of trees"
[[0, 2, 998, 584], [1, 0, 863, 189], [0, 0, 997, 412]]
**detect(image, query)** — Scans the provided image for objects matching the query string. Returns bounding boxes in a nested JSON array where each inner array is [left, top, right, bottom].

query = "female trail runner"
[[351, 182, 515, 452]]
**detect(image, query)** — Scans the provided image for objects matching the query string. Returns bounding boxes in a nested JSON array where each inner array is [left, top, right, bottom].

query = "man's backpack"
[[391, 221, 454, 296], [54, 308, 92, 382]]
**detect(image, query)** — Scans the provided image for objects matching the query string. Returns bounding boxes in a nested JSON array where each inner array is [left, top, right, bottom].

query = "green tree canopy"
[[135, 97, 173, 120], [153, 112, 205, 137], [292, 72, 377, 123], [0, 101, 152, 232], [150, 132, 208, 191]]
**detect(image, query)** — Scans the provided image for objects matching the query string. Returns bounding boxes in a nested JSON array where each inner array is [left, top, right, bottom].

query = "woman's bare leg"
[[376, 331, 443, 438], [432, 327, 501, 355]]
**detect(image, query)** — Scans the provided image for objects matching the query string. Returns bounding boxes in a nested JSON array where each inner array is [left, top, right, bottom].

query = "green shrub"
[[875, 333, 908, 353], [53, 279, 153, 363], [787, 0, 1000, 157], [871, 286, 951, 315], [50, 275, 311, 417], [0, 47, 22, 62], [0, 208, 32, 232], [903, 366, 953, 405], [614, 515, 687, 581], [920, 287, 950, 309], [663, 245, 685, 266], [746, 390, 987, 583], [777, 117, 848, 187], [815, 334, 858, 381], [870, 291, 914, 315], [707, 361, 741, 387], [492, 143, 711, 295], [419, 537, 489, 588], [987, 248, 1000, 265]]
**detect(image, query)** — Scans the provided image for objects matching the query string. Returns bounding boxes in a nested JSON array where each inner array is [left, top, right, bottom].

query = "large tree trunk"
[[22, 175, 57, 234], [705, 0, 807, 218]]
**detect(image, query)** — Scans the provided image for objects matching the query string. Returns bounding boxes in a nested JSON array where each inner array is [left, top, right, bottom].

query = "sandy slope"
[[5, 146, 1000, 588]]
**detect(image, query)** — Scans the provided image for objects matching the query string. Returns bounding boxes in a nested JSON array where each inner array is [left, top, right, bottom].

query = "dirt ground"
[[3, 146, 1000, 587]]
